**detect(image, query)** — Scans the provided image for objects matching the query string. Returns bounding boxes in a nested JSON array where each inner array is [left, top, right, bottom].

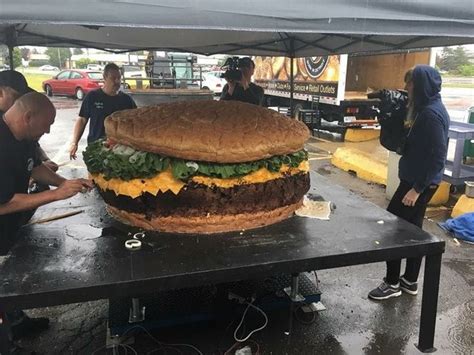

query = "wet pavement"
[[441, 87, 473, 123], [10, 97, 474, 354]]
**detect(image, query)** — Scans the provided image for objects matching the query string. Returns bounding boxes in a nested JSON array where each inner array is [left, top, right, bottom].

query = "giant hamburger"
[[84, 100, 310, 234]]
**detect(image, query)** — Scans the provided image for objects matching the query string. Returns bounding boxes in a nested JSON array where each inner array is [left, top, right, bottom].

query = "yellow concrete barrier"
[[451, 195, 474, 218], [331, 146, 451, 207], [429, 181, 450, 206], [331, 147, 387, 185], [344, 128, 380, 142]]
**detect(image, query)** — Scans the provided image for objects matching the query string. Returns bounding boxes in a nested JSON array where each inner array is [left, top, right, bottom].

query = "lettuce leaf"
[[83, 139, 307, 181]]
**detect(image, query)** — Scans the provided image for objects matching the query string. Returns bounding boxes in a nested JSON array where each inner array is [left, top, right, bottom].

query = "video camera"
[[220, 57, 243, 81], [368, 89, 409, 154], [367, 89, 408, 124]]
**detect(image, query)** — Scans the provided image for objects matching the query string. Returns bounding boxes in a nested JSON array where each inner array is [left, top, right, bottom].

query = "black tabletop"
[[0, 173, 444, 310]]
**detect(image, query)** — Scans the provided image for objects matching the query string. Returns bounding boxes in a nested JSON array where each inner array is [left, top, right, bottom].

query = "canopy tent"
[[1, 0, 473, 57]]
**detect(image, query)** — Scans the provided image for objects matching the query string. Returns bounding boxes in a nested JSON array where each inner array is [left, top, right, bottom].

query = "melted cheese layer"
[[92, 160, 309, 199]]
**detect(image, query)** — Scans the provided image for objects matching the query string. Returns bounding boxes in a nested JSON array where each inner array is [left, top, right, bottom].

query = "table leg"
[[417, 253, 442, 353], [129, 298, 145, 323], [452, 138, 465, 179], [285, 273, 300, 336], [0, 312, 12, 354]]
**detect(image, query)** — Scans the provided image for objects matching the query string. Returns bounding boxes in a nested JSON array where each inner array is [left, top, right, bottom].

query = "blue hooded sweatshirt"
[[399, 65, 450, 193]]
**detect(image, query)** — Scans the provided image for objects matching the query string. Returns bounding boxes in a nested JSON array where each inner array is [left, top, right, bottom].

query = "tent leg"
[[290, 56, 294, 117], [289, 37, 295, 117], [6, 26, 16, 70], [8, 47, 14, 70]]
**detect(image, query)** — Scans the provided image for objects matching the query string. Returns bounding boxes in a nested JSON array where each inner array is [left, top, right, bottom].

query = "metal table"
[[0, 173, 445, 352], [444, 121, 474, 185]]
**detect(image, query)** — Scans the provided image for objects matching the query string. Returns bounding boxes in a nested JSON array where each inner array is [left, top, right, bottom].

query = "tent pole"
[[290, 56, 294, 117], [289, 38, 295, 117], [8, 46, 14, 69], [6, 26, 16, 69]]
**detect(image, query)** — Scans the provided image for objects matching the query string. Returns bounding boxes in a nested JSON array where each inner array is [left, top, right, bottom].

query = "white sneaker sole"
[[400, 286, 418, 295], [368, 290, 402, 300]]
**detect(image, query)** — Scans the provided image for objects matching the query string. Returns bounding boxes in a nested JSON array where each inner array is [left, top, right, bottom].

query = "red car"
[[42, 70, 103, 100]]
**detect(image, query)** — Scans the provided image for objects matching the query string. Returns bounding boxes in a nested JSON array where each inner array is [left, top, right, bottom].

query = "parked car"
[[201, 71, 226, 94], [205, 71, 225, 79], [86, 64, 104, 71], [42, 70, 103, 100], [39, 65, 60, 71]]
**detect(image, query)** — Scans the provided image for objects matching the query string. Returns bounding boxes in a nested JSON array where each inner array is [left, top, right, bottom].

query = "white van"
[[87, 64, 104, 71]]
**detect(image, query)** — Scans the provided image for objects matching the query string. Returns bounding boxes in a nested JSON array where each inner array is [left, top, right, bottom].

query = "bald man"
[[0, 93, 93, 342], [0, 92, 93, 250], [0, 70, 58, 173]]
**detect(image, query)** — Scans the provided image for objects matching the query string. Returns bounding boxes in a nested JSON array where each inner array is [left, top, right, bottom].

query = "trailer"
[[145, 51, 198, 89], [124, 52, 213, 107], [254, 51, 432, 126]]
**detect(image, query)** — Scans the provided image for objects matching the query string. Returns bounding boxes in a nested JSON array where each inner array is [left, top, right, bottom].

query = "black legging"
[[386, 180, 438, 284]]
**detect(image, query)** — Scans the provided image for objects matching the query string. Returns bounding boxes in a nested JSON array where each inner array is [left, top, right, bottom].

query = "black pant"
[[386, 180, 438, 284]]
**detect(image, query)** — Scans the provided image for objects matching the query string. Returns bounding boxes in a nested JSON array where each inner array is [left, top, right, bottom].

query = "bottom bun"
[[107, 200, 303, 234]]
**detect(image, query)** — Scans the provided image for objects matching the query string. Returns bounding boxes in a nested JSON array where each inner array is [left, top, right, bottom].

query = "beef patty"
[[97, 173, 310, 218]]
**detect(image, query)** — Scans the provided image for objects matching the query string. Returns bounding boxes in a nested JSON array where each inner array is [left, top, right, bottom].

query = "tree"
[[12, 48, 22, 69], [459, 64, 474, 77], [0, 46, 8, 64], [76, 58, 93, 69], [439, 46, 470, 73], [439, 47, 455, 71], [73, 48, 84, 55], [45, 47, 72, 68], [452, 46, 469, 67], [0, 47, 21, 69], [20, 47, 31, 61]]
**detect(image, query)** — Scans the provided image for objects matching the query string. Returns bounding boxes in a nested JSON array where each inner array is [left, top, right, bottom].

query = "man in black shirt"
[[220, 57, 264, 106], [0, 92, 93, 341], [0, 70, 58, 172], [1, 92, 93, 248], [69, 63, 137, 159]]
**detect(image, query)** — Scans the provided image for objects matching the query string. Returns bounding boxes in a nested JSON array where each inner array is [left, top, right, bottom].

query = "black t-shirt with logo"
[[0, 117, 41, 253], [79, 89, 137, 143]]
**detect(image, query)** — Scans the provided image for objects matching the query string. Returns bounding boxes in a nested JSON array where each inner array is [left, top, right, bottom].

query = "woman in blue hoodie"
[[369, 65, 450, 301]]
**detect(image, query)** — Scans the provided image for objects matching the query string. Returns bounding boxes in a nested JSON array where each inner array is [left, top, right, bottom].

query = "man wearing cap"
[[0, 70, 58, 173], [220, 57, 264, 106]]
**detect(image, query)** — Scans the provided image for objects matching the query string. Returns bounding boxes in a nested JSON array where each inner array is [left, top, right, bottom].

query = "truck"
[[253, 51, 432, 126], [124, 51, 213, 107], [146, 51, 198, 89], [121, 64, 147, 89]]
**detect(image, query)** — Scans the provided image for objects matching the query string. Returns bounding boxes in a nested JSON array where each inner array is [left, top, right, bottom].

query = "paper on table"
[[295, 196, 331, 220]]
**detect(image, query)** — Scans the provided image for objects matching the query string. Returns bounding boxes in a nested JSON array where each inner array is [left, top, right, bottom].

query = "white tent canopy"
[[1, 0, 473, 56]]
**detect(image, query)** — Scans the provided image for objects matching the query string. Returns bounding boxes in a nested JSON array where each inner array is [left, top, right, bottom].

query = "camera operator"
[[220, 57, 264, 106]]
